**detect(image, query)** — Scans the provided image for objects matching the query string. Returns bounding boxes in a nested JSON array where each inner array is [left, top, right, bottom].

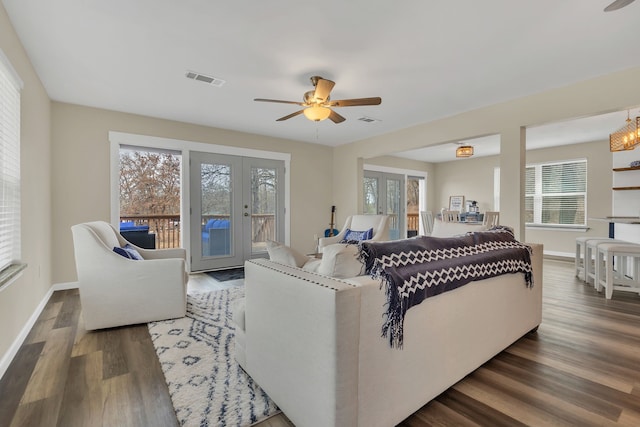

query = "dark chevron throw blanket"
[[359, 228, 533, 349]]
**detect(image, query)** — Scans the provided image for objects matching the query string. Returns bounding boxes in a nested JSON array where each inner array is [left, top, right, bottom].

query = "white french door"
[[189, 152, 285, 271], [363, 171, 405, 240]]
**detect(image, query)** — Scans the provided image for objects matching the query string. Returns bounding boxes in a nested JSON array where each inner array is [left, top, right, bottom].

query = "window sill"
[[525, 225, 589, 232], [0, 263, 27, 291]]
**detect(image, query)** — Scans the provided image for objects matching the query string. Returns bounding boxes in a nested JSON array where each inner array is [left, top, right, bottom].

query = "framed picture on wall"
[[449, 195, 465, 212]]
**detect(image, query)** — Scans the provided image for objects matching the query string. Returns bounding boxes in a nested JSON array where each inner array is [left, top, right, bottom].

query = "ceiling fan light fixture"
[[609, 111, 640, 152], [456, 145, 474, 158], [303, 105, 331, 122]]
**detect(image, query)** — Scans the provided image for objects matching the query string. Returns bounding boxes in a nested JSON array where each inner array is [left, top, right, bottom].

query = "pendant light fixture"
[[456, 144, 474, 158], [610, 110, 640, 152]]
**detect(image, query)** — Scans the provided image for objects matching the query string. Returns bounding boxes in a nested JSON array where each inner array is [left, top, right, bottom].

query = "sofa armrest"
[[243, 259, 360, 427], [318, 230, 348, 252], [139, 247, 186, 260]]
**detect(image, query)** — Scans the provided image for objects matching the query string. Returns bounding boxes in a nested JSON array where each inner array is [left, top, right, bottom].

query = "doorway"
[[363, 171, 405, 240], [190, 152, 285, 271]]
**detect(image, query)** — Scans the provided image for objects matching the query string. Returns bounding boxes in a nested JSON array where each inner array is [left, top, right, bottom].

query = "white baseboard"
[[544, 250, 574, 260], [53, 281, 79, 291], [0, 286, 53, 380], [0, 282, 80, 380]]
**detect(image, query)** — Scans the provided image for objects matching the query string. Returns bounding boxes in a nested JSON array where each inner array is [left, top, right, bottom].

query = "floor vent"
[[185, 71, 226, 87]]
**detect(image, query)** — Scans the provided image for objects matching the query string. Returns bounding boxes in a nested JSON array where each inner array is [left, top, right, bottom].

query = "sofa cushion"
[[302, 258, 322, 273], [266, 240, 309, 268], [431, 219, 487, 237], [317, 243, 364, 278]]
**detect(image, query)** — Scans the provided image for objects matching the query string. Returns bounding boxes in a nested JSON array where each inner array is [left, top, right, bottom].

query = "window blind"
[[0, 52, 22, 272], [528, 160, 587, 226]]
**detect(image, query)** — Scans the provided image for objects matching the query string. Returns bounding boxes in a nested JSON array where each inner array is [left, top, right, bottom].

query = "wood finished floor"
[[1, 260, 639, 426]]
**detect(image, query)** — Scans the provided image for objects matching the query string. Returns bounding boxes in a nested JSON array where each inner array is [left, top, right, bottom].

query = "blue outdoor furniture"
[[119, 221, 155, 249], [202, 219, 231, 256]]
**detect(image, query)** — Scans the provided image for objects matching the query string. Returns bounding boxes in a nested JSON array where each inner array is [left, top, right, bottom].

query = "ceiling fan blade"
[[328, 110, 346, 124], [276, 110, 305, 121], [254, 98, 305, 106], [604, 0, 635, 11], [328, 97, 382, 107], [313, 78, 335, 102]]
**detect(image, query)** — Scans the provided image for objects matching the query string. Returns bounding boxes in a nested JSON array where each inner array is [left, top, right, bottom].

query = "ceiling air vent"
[[358, 116, 380, 123], [185, 70, 225, 87]]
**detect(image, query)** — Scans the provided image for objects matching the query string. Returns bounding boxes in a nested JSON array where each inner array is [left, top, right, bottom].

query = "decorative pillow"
[[317, 243, 365, 278], [266, 240, 309, 268], [340, 227, 374, 243], [113, 243, 144, 260]]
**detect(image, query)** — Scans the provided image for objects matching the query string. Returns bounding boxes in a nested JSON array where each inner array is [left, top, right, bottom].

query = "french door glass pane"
[[386, 179, 401, 240], [363, 177, 378, 214], [200, 163, 232, 257], [251, 166, 277, 254]]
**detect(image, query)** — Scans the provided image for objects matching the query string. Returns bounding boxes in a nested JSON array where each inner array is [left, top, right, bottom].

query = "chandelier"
[[456, 145, 474, 158], [609, 110, 640, 152]]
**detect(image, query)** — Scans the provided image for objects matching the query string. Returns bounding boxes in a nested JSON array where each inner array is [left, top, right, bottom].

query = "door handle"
[[244, 212, 249, 217]]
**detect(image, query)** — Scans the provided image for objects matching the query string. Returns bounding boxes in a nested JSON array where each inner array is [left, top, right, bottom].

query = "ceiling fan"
[[254, 76, 381, 124], [604, 0, 635, 11]]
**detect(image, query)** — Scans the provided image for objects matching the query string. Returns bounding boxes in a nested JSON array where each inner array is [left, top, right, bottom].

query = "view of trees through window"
[[200, 163, 231, 216], [199, 165, 277, 216], [119, 148, 181, 248], [120, 149, 181, 216]]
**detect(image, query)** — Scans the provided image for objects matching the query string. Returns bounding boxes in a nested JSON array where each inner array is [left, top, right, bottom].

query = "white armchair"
[[71, 221, 188, 330], [318, 214, 390, 253]]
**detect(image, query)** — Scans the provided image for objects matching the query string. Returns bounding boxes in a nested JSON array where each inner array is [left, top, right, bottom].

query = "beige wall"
[[0, 5, 52, 365], [51, 103, 333, 283], [434, 155, 498, 214], [333, 67, 640, 241]]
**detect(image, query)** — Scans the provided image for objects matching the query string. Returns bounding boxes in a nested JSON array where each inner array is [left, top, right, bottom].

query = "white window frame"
[[0, 49, 26, 289], [526, 159, 587, 229]]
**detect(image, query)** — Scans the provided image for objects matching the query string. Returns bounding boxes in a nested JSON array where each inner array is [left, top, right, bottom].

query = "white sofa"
[[430, 218, 488, 237], [71, 221, 188, 330], [235, 242, 543, 427]]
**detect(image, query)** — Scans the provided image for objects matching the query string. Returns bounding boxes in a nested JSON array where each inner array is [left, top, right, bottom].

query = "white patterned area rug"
[[148, 287, 279, 427]]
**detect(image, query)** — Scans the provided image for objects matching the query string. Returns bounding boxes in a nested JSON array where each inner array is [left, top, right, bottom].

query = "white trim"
[[0, 286, 54, 380], [544, 250, 574, 259], [0, 269, 25, 293], [108, 131, 292, 269], [526, 225, 589, 232], [109, 132, 291, 162], [53, 281, 79, 291], [363, 163, 427, 179]]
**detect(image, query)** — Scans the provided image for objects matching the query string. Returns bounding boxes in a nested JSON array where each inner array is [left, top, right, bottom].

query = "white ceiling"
[[3, 0, 640, 149]]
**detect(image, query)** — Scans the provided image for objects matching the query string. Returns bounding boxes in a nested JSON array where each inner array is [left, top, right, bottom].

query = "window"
[[0, 50, 23, 282], [525, 160, 587, 226]]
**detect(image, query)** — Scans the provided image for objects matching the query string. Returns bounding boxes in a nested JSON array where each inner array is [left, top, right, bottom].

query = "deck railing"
[[120, 215, 181, 249], [407, 213, 419, 233], [121, 213, 416, 249], [119, 213, 275, 249]]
